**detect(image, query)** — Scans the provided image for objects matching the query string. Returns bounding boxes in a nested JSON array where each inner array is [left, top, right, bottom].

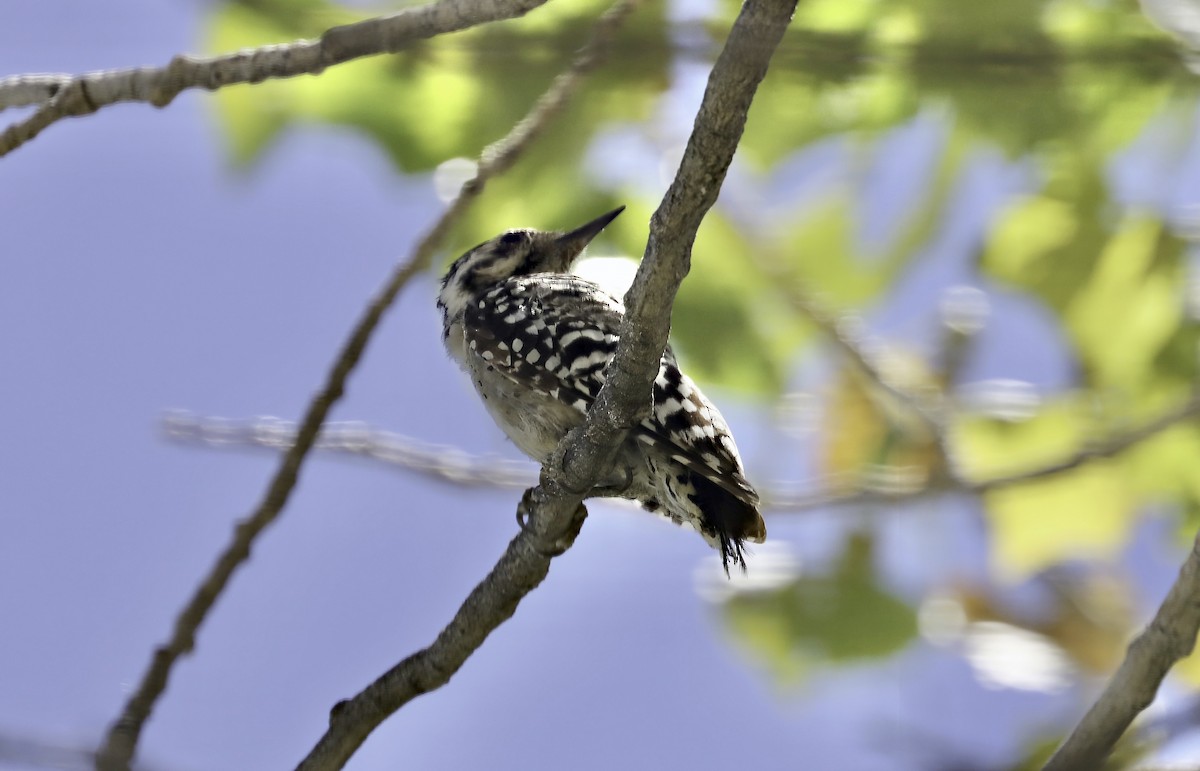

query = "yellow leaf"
[[985, 463, 1132, 580], [821, 352, 940, 489], [985, 197, 1078, 278]]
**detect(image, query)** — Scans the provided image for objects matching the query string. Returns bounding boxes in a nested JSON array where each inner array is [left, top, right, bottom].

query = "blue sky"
[[3, 2, 1199, 770]]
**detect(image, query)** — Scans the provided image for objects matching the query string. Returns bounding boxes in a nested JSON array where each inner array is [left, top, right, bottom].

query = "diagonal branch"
[[0, 0, 550, 156], [1043, 530, 1200, 770], [1040, 392, 1200, 770], [92, 2, 627, 768], [0, 727, 172, 771], [294, 0, 797, 768]]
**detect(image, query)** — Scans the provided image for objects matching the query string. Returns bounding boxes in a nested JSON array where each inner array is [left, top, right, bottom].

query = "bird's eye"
[[499, 231, 525, 248]]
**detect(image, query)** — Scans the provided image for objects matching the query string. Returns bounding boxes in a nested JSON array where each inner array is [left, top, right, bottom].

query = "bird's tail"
[[688, 471, 766, 574]]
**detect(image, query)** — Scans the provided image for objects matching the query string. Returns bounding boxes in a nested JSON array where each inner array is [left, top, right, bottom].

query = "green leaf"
[[205, 0, 671, 172], [671, 211, 809, 396], [956, 402, 1137, 580], [721, 533, 918, 685], [1065, 214, 1186, 391], [984, 465, 1132, 581], [776, 190, 926, 307], [983, 156, 1196, 399]]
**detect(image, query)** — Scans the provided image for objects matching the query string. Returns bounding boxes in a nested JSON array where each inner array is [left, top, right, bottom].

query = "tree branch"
[[1038, 398, 1200, 769], [971, 393, 1200, 493], [91, 1, 632, 767], [293, 1, 796, 768], [0, 0, 550, 157], [161, 412, 536, 490], [162, 391, 1200, 513], [0, 728, 173, 771], [0, 73, 72, 110], [1043, 530, 1200, 770]]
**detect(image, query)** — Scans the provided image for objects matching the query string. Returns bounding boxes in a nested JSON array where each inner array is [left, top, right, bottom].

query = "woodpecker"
[[437, 207, 766, 571]]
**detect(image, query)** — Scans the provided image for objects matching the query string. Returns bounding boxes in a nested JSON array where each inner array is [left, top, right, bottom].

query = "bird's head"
[[437, 206, 624, 322]]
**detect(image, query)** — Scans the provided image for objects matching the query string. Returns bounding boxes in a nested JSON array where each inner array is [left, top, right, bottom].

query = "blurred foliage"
[[207, 0, 670, 170], [953, 570, 1133, 675], [721, 532, 918, 684], [204, 0, 1195, 394], [957, 400, 1140, 578], [204, 0, 1200, 762], [820, 350, 943, 489]]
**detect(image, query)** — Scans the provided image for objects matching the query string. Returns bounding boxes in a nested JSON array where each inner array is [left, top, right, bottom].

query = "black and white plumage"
[[436, 207, 766, 571]]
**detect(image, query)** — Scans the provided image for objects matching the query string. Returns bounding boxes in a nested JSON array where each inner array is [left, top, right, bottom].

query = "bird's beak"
[[552, 206, 625, 263]]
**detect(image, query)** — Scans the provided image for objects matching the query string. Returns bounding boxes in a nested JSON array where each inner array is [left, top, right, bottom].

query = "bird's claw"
[[591, 463, 634, 497]]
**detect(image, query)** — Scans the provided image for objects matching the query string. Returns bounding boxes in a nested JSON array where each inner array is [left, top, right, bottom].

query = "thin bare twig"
[[0, 0, 550, 156], [971, 393, 1200, 493], [294, 0, 797, 767], [0, 73, 72, 110], [162, 391, 1200, 514], [161, 412, 536, 490], [93, 2, 629, 768]]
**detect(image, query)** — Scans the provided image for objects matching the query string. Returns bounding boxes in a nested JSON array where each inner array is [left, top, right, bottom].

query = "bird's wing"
[[462, 274, 621, 414], [463, 274, 758, 509], [633, 364, 760, 509]]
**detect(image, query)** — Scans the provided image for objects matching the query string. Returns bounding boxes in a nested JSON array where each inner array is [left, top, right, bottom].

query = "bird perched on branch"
[[437, 207, 765, 572]]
